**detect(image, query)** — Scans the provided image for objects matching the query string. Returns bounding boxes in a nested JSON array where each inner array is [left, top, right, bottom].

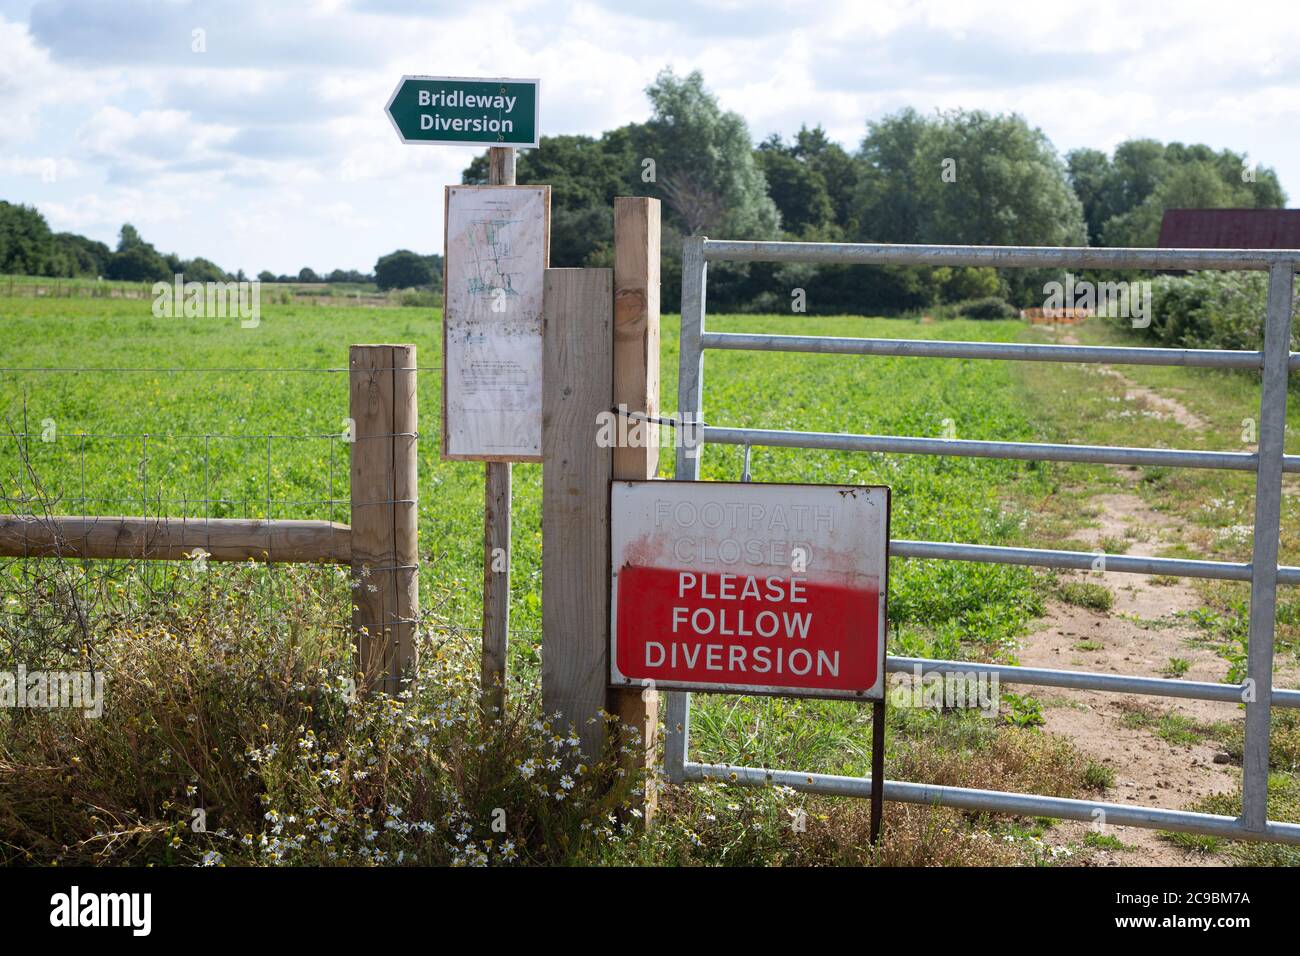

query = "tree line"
[[3, 68, 1285, 312], [0, 209, 236, 284], [0, 205, 442, 293], [463, 70, 1286, 313]]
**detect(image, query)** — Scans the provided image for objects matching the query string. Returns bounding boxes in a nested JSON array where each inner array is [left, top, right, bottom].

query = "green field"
[[0, 296, 1052, 655], [4, 292, 1299, 865], [4, 297, 1298, 734]]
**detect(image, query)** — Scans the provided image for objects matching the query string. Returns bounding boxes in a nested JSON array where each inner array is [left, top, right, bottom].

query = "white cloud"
[[0, 14, 67, 143], [77, 106, 237, 163], [1, 0, 1297, 274]]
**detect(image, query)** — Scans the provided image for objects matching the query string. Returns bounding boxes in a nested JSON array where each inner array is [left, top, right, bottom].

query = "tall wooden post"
[[611, 197, 661, 823], [481, 145, 516, 717], [542, 268, 614, 761], [350, 344, 419, 693]]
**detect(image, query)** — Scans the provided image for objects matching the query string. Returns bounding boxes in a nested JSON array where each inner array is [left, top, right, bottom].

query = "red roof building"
[[1157, 208, 1300, 249]]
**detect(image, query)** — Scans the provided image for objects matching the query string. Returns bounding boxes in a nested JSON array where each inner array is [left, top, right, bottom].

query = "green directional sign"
[[385, 75, 540, 148]]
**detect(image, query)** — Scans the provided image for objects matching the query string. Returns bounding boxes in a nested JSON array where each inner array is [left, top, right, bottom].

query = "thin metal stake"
[[870, 698, 886, 844]]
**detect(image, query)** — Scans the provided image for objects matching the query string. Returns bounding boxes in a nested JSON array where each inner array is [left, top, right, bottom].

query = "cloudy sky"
[[1, 0, 1297, 275]]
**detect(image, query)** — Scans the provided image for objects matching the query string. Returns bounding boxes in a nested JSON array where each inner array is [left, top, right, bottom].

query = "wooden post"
[[611, 197, 661, 822], [0, 515, 350, 563], [481, 145, 515, 717], [542, 268, 613, 760], [350, 344, 419, 694], [481, 461, 510, 715]]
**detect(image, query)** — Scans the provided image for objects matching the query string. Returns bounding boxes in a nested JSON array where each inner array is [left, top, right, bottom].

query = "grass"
[[1083, 760, 1116, 791], [1219, 709, 1300, 773], [1013, 321, 1300, 587], [0, 295, 1100, 865], [3, 295, 1297, 865], [0, 300, 1061, 771], [1083, 831, 1129, 851], [0, 296, 500, 636], [667, 312, 1060, 775], [1098, 535, 1129, 555], [1038, 320, 1300, 569], [1160, 775, 1300, 866], [1114, 701, 1234, 749], [1058, 580, 1114, 612]]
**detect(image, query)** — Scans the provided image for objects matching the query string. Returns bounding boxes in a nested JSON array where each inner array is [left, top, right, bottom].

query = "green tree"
[[854, 107, 931, 242], [850, 109, 1083, 306], [756, 135, 835, 236], [423, 255, 443, 291], [641, 69, 778, 238], [55, 233, 111, 276], [326, 268, 370, 284], [1109, 140, 1169, 214], [466, 132, 639, 209], [914, 110, 1086, 248], [116, 223, 146, 252], [1066, 147, 1118, 245], [463, 129, 643, 266], [1104, 163, 1222, 246], [177, 257, 227, 282], [105, 244, 171, 282], [375, 250, 434, 291], [104, 223, 172, 281], [856, 109, 1084, 248], [0, 201, 63, 276], [790, 125, 861, 233], [1067, 139, 1287, 247]]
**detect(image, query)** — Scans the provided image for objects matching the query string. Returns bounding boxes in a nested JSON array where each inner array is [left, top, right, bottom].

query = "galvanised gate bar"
[[665, 236, 1300, 845]]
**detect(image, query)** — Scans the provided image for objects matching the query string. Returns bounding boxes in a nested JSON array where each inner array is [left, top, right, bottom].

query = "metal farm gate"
[[663, 236, 1300, 845]]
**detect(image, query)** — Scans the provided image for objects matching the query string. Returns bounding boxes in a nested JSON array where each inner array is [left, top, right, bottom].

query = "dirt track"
[[1028, 339, 1253, 863], [1026, 478, 1237, 864]]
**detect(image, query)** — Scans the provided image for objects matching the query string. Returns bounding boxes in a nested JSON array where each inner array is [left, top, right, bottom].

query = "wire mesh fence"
[[0, 361, 501, 677]]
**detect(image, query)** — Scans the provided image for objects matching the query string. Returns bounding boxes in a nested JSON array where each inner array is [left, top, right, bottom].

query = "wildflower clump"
[[0, 563, 647, 866]]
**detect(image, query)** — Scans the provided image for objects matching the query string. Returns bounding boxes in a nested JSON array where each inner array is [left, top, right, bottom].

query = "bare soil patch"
[[1023, 342, 1242, 863], [1023, 477, 1238, 865]]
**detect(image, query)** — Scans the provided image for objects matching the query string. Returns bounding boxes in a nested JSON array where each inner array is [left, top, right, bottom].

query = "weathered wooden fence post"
[[611, 197, 661, 822], [350, 344, 419, 693], [542, 268, 613, 760], [481, 144, 517, 717], [540, 198, 661, 822]]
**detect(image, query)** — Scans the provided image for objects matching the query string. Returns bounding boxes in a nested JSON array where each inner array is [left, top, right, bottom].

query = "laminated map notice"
[[442, 185, 550, 460]]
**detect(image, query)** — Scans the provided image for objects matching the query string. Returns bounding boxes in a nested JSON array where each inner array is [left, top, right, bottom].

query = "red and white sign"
[[610, 480, 889, 700]]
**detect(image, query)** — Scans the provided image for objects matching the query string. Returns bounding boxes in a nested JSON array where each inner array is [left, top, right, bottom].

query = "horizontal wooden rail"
[[0, 515, 351, 564]]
